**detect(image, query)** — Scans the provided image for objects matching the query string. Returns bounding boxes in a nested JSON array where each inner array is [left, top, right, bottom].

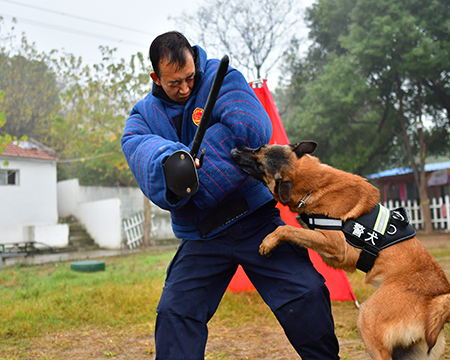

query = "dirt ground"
[[3, 320, 364, 360], [4, 231, 450, 360]]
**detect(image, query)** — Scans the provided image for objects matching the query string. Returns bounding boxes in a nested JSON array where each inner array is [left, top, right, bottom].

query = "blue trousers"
[[155, 202, 340, 359]]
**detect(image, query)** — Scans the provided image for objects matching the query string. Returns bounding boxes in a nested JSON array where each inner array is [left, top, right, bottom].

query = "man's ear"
[[150, 72, 161, 86], [291, 141, 317, 159], [277, 180, 292, 204]]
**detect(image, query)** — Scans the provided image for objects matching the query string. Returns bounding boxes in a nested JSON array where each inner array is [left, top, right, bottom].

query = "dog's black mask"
[[230, 146, 267, 182], [230, 142, 317, 181], [230, 142, 317, 203], [230, 145, 293, 203]]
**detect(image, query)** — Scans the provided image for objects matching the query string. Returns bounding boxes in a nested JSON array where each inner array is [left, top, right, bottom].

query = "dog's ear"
[[276, 180, 292, 204], [291, 141, 317, 158]]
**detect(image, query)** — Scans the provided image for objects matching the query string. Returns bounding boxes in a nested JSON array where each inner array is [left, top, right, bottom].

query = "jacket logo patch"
[[192, 108, 204, 126]]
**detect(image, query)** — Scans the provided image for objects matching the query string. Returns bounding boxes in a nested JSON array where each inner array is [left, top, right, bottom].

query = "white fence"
[[123, 213, 160, 249], [57, 179, 176, 249], [383, 195, 450, 231], [123, 212, 165, 249], [124, 196, 449, 247], [123, 213, 145, 249]]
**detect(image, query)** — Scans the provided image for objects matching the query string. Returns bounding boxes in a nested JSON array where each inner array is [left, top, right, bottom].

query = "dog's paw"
[[259, 243, 274, 257], [259, 234, 279, 257]]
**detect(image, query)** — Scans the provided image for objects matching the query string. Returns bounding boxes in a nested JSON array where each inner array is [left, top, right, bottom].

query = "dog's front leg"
[[259, 226, 286, 256], [260, 225, 348, 267]]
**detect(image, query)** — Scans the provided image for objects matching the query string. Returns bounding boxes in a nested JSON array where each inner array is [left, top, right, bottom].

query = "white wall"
[[57, 178, 80, 219], [57, 180, 145, 220], [75, 198, 122, 249], [0, 224, 24, 243], [0, 157, 58, 225], [151, 204, 176, 241], [0, 157, 68, 246], [78, 185, 144, 219], [58, 180, 126, 249], [57, 179, 176, 249], [33, 224, 69, 247]]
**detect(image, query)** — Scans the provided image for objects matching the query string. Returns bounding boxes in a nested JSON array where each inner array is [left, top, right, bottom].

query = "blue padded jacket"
[[121, 46, 274, 240]]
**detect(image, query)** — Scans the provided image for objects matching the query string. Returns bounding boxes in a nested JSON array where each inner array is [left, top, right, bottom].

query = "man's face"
[[151, 50, 196, 105]]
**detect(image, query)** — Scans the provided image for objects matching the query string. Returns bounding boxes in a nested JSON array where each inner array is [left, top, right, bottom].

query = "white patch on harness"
[[374, 205, 390, 235], [352, 223, 365, 238], [309, 218, 343, 228]]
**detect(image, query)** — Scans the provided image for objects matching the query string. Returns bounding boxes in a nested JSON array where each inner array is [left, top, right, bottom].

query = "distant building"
[[368, 161, 450, 203], [0, 139, 68, 246]]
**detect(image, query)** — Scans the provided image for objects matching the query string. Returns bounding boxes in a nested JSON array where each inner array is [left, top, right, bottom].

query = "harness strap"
[[299, 213, 342, 230], [300, 204, 416, 273], [342, 219, 383, 272], [356, 242, 379, 273]]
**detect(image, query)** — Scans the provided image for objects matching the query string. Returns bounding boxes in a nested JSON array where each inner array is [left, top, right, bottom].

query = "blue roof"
[[367, 161, 450, 179]]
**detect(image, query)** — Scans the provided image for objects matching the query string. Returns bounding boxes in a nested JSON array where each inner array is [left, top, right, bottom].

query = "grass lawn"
[[1, 234, 450, 359]]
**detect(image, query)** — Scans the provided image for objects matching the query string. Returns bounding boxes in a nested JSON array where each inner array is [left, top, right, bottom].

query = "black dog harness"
[[300, 204, 416, 272]]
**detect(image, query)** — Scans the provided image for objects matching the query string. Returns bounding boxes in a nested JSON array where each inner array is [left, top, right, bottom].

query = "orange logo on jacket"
[[192, 108, 204, 126]]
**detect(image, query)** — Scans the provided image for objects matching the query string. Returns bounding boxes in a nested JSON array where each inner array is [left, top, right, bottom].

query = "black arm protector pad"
[[163, 150, 199, 199]]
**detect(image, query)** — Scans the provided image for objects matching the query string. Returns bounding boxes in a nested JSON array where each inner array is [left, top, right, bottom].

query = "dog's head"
[[230, 141, 317, 204]]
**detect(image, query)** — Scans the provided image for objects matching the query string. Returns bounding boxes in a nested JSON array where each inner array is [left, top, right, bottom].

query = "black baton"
[[163, 55, 229, 199], [190, 55, 229, 159]]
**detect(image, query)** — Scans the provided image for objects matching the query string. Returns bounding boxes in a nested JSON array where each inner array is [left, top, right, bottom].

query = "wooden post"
[[143, 197, 152, 246]]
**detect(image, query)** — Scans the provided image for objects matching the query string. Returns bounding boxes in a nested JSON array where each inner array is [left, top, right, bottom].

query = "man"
[[121, 31, 340, 359]]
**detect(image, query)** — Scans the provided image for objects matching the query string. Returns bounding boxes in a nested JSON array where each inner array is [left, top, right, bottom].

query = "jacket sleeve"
[[121, 100, 191, 211], [191, 68, 272, 209]]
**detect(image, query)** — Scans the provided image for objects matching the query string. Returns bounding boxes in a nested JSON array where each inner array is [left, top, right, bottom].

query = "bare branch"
[[172, 0, 302, 80]]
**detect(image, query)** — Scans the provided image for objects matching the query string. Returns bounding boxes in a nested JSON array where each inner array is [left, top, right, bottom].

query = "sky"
[[0, 0, 313, 90]]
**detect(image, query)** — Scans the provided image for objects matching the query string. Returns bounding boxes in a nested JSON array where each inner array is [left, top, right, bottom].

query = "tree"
[[172, 0, 302, 80], [0, 36, 60, 142], [0, 90, 12, 154], [281, 53, 402, 175], [0, 19, 152, 186], [276, 39, 403, 176], [279, 0, 450, 232], [0, 90, 7, 151], [0, 90, 28, 168], [342, 0, 450, 232], [49, 47, 151, 186]]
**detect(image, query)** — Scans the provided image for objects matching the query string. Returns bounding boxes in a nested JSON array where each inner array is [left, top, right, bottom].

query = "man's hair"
[[149, 31, 195, 77]]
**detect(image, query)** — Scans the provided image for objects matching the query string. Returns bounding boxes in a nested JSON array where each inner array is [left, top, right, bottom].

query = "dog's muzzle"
[[230, 147, 265, 181]]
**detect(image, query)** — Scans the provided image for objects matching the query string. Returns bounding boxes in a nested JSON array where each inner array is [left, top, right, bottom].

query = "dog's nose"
[[230, 148, 241, 160]]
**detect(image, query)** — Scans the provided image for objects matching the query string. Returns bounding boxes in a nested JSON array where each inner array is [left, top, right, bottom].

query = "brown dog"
[[230, 141, 450, 360]]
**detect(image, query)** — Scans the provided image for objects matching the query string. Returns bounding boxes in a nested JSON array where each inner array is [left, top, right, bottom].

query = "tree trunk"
[[143, 197, 152, 246], [395, 76, 433, 232], [416, 83, 433, 233], [418, 185, 433, 232]]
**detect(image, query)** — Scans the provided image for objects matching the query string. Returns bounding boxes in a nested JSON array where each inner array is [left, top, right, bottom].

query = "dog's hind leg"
[[365, 348, 392, 360], [358, 326, 393, 360], [391, 336, 444, 360], [424, 331, 445, 360], [361, 332, 439, 360], [358, 292, 395, 360]]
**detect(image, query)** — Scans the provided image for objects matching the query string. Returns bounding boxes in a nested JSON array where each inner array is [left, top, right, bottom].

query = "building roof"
[[368, 161, 450, 179], [0, 140, 57, 160]]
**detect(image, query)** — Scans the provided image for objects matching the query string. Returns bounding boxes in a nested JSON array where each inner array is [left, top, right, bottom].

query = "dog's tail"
[[425, 293, 450, 353]]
